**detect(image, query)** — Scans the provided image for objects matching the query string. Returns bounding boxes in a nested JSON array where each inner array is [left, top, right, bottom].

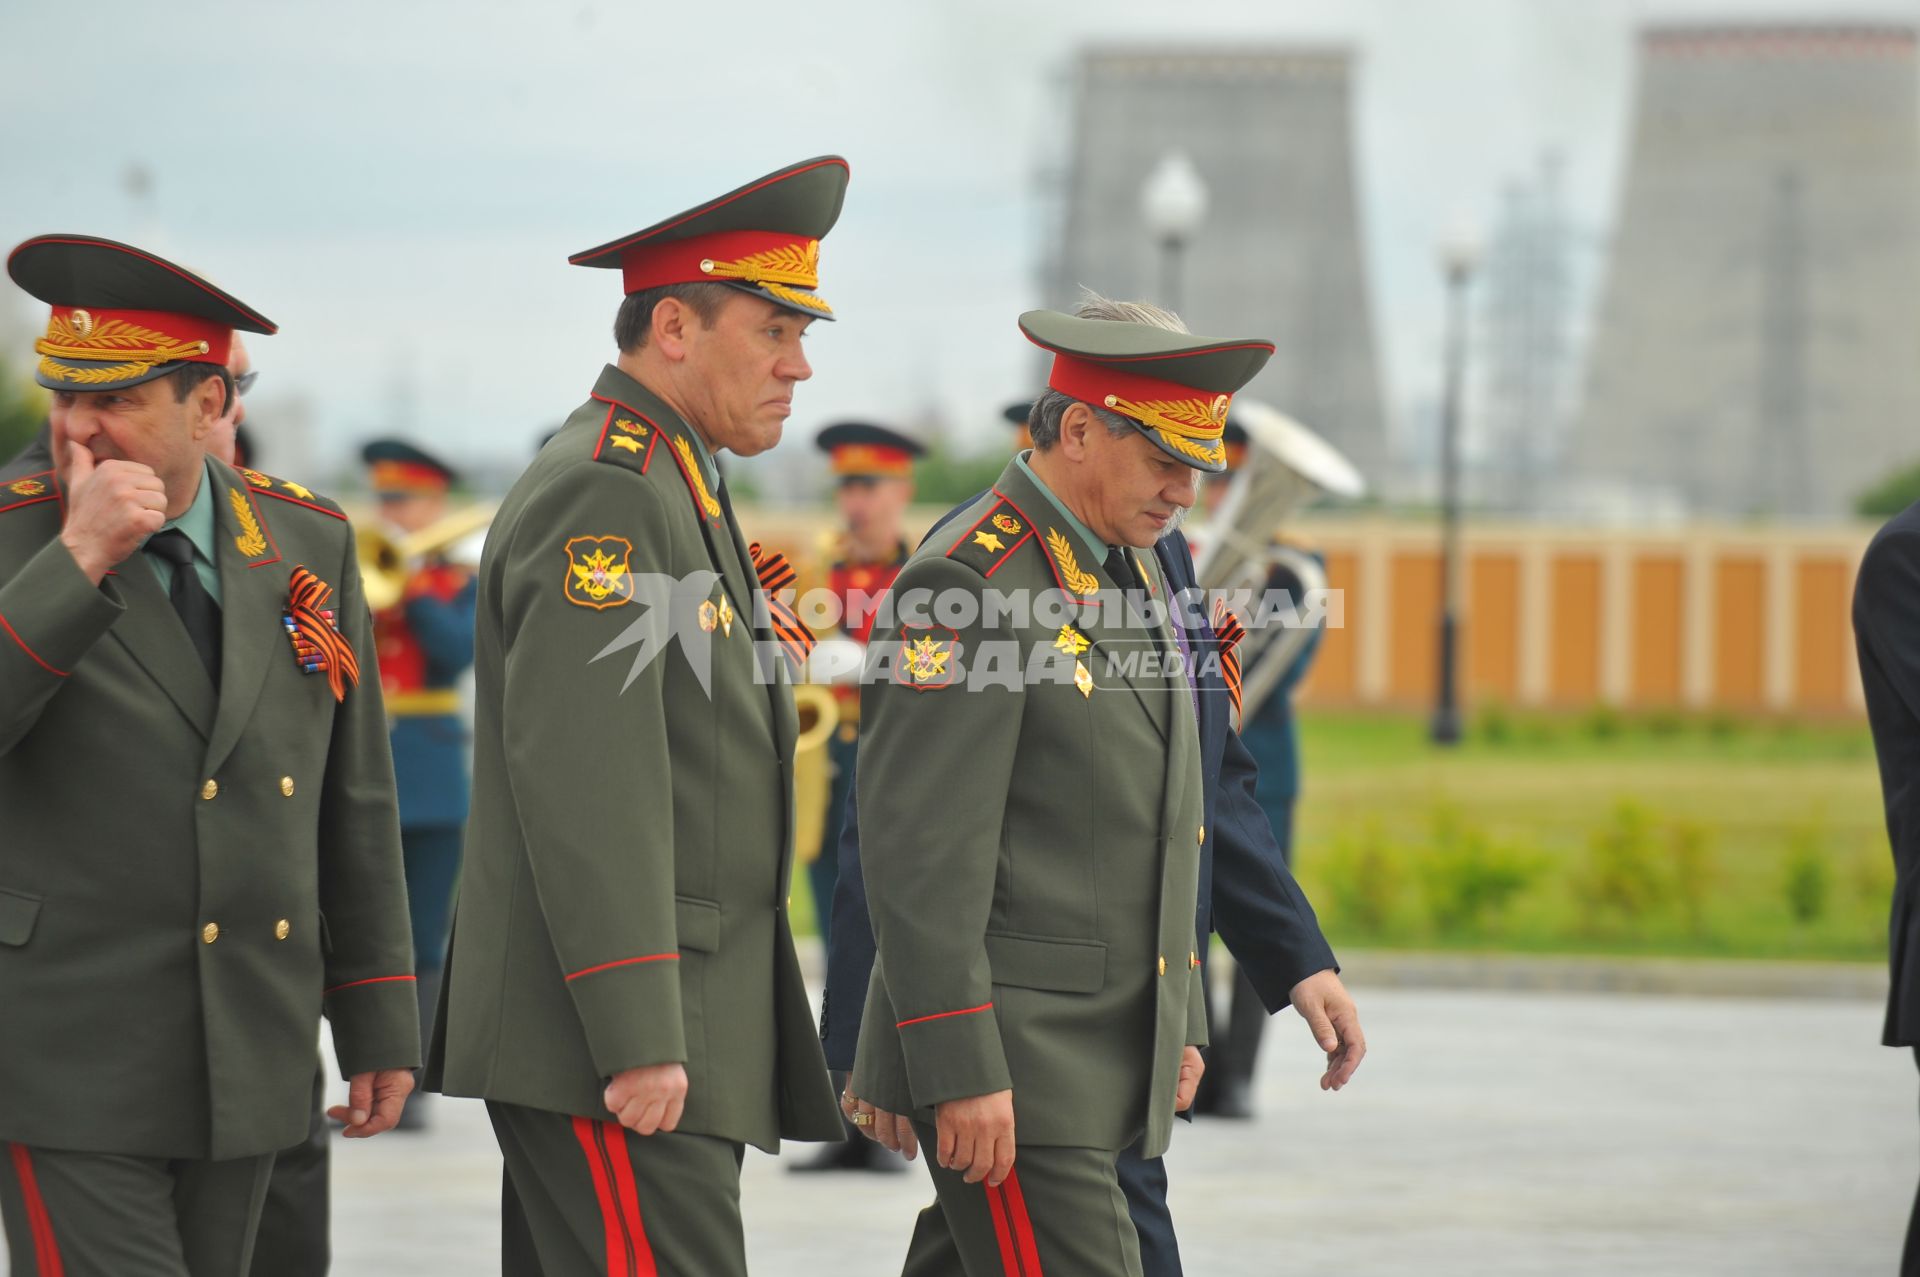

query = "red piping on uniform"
[[598, 1120, 658, 1276], [896, 1002, 992, 1029], [573, 1117, 631, 1276], [565, 953, 679, 982], [253, 489, 345, 520], [982, 531, 1034, 580], [9, 1143, 64, 1277], [985, 1182, 1021, 1276], [323, 974, 417, 995], [0, 610, 66, 677], [0, 493, 58, 516], [1001, 1168, 1045, 1274]]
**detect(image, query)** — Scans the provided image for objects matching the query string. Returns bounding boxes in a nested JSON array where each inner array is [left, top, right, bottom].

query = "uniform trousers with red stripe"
[[901, 1121, 1144, 1277], [487, 1100, 747, 1277], [0, 1142, 274, 1277]]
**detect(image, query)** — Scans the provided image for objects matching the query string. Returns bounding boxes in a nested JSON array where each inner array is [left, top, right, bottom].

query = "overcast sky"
[[1, 0, 1910, 488]]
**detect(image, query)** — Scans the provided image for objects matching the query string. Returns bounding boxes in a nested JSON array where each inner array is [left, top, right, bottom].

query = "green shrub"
[[1576, 800, 1666, 926], [1645, 711, 1685, 738], [1669, 820, 1718, 938], [1476, 701, 1515, 746], [1319, 821, 1406, 938], [1582, 704, 1624, 742], [1417, 804, 1541, 936], [1783, 827, 1830, 925]]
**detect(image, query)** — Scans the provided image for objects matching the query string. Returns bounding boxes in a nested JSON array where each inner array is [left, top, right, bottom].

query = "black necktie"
[[1104, 545, 1143, 593], [148, 529, 222, 685]]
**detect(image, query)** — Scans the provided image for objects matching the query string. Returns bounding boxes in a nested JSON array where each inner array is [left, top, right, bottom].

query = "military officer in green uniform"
[[850, 308, 1274, 1274], [427, 158, 847, 1275], [0, 235, 419, 1277]]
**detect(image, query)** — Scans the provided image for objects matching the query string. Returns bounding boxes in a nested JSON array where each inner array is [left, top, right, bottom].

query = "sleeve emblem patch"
[[564, 535, 636, 610]]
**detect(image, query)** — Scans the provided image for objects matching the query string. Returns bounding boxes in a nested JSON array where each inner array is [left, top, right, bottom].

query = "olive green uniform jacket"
[[0, 461, 419, 1162], [427, 364, 841, 1152], [850, 458, 1208, 1160]]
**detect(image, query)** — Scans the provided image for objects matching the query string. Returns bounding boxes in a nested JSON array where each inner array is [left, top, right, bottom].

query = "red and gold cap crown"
[[7, 235, 275, 391], [815, 421, 925, 479], [1018, 310, 1274, 474], [569, 156, 848, 320]]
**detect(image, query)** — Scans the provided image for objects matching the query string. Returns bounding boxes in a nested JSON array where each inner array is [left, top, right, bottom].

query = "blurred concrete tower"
[[1045, 48, 1388, 484], [1569, 23, 1920, 519]]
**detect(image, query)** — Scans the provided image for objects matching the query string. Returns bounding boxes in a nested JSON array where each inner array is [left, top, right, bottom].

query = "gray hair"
[[1028, 290, 1191, 451]]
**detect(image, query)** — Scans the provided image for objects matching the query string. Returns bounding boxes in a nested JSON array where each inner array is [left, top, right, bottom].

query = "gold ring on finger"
[[851, 1112, 874, 1127]]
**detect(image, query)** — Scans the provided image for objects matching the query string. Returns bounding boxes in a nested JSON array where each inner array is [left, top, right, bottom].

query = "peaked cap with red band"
[[568, 155, 848, 320], [814, 421, 925, 479], [1018, 309, 1274, 474], [7, 234, 276, 392]]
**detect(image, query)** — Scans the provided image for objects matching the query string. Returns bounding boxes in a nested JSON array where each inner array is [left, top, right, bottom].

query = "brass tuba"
[[790, 683, 840, 866], [357, 502, 496, 612], [1191, 400, 1365, 719]]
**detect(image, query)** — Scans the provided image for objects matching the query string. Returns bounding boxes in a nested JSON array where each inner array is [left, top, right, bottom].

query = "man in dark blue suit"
[[1853, 504, 1920, 1275], [821, 301, 1365, 1273]]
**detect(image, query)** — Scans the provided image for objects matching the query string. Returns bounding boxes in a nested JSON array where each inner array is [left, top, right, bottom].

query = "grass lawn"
[[1290, 711, 1892, 962]]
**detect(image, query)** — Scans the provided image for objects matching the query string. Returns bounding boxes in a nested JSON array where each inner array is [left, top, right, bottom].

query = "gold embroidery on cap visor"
[[1100, 392, 1231, 466], [35, 311, 213, 386], [697, 239, 833, 315]]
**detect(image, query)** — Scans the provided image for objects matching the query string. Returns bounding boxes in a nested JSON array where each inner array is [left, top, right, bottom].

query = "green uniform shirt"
[[143, 457, 223, 604]]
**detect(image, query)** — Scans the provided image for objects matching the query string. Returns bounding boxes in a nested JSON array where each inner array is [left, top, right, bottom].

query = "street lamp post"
[[1141, 152, 1209, 315], [1432, 224, 1481, 746]]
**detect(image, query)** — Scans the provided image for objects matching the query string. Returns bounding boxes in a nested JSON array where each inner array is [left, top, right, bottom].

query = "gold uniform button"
[[1157, 955, 1167, 977], [279, 777, 295, 797], [1197, 825, 1205, 846], [274, 919, 291, 941], [200, 779, 219, 801], [201, 922, 220, 944]]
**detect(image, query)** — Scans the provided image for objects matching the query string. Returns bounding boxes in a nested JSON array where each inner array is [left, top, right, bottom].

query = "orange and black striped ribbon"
[[748, 542, 817, 673], [1211, 599, 1246, 720], [289, 566, 361, 703]]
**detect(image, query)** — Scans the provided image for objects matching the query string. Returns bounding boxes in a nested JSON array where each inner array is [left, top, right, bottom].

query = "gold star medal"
[[1074, 660, 1093, 698]]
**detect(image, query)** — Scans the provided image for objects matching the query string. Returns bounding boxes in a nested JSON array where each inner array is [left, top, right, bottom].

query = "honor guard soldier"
[[361, 439, 478, 1127], [426, 158, 847, 1275], [0, 235, 418, 1276], [849, 308, 1276, 1273], [803, 421, 922, 947], [792, 421, 922, 1176], [1001, 400, 1034, 451]]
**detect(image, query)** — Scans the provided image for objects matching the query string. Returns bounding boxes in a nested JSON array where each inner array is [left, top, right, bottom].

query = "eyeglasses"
[[233, 370, 260, 396]]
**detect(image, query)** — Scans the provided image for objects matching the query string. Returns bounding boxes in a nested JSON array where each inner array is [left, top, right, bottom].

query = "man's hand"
[[57, 443, 167, 584], [1174, 1045, 1205, 1112], [933, 1089, 1014, 1187], [1290, 969, 1366, 1090], [841, 1087, 918, 1161], [603, 1062, 688, 1136], [328, 1069, 415, 1138]]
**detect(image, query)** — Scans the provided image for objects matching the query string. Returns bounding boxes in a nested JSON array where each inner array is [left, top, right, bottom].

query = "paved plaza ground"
[[5, 977, 1911, 1274]]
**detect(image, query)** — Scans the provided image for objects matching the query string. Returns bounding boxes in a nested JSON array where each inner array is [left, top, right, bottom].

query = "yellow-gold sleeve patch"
[[896, 625, 958, 691], [564, 535, 636, 610]]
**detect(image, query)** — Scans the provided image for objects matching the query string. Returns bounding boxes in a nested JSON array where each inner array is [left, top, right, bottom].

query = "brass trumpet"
[[357, 502, 495, 612], [791, 683, 841, 866]]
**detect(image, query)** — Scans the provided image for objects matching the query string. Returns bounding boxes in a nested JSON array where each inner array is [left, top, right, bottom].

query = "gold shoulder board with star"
[[591, 401, 662, 478], [942, 495, 1033, 578]]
